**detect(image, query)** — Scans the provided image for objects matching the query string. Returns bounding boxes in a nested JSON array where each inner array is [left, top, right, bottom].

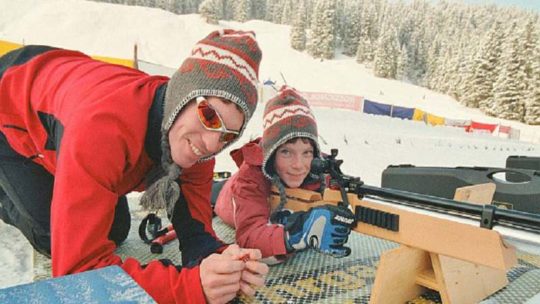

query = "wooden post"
[[133, 43, 139, 70], [369, 246, 428, 303]]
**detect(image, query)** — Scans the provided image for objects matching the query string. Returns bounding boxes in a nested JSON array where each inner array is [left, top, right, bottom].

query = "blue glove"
[[284, 204, 355, 258]]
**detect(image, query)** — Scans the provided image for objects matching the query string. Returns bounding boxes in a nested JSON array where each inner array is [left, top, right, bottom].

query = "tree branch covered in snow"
[[90, 0, 540, 124]]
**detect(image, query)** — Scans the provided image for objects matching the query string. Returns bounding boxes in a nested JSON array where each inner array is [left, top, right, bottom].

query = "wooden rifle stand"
[[270, 185, 517, 304]]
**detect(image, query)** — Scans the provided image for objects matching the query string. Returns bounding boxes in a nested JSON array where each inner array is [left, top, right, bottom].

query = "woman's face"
[[168, 97, 244, 168], [274, 138, 314, 188]]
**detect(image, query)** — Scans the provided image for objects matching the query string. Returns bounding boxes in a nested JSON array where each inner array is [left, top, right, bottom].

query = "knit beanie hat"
[[261, 86, 320, 180], [140, 29, 262, 213]]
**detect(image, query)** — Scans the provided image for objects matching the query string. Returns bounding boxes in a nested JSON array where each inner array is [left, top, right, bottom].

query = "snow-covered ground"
[[0, 0, 539, 289]]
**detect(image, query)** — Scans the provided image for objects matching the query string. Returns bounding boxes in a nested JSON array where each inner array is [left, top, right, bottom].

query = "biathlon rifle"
[[312, 149, 540, 234], [272, 149, 540, 303]]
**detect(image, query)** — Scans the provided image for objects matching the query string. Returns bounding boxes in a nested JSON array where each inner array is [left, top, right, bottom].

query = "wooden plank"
[[370, 246, 428, 304], [415, 269, 439, 291], [437, 254, 508, 303], [430, 253, 451, 303], [453, 183, 496, 205]]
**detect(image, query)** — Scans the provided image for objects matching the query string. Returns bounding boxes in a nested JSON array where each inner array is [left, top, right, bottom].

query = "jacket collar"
[[145, 83, 166, 163]]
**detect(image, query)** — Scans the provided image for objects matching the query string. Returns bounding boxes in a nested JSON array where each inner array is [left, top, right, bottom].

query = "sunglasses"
[[196, 97, 241, 143]]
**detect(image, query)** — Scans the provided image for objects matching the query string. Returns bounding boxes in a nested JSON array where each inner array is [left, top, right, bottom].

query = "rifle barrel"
[[358, 185, 540, 232]]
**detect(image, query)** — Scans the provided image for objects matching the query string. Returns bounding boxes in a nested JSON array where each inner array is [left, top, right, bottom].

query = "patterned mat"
[[34, 199, 540, 303]]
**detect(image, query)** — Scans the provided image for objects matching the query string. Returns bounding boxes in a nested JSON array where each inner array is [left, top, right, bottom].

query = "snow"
[[0, 0, 539, 289]]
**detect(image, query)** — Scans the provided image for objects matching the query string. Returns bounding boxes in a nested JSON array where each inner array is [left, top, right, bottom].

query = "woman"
[[215, 87, 354, 264]]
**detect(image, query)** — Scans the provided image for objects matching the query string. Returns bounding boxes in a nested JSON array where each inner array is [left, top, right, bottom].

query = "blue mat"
[[0, 266, 154, 303]]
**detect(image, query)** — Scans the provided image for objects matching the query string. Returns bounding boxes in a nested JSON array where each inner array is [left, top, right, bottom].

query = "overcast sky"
[[458, 0, 540, 12]]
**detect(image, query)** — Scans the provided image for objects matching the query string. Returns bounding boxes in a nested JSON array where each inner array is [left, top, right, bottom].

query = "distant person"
[[0, 29, 268, 303], [214, 87, 355, 264]]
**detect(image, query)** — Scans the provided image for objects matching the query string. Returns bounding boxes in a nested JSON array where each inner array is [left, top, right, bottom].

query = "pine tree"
[[519, 20, 537, 91], [424, 37, 442, 88], [290, 0, 307, 51], [333, 0, 346, 51], [303, 0, 315, 29], [449, 49, 473, 100], [264, 0, 274, 21], [427, 45, 448, 91], [460, 22, 505, 109], [455, 47, 476, 102], [233, 0, 250, 22], [341, 2, 361, 56], [355, 34, 372, 64], [154, 0, 167, 10], [187, 0, 204, 13], [408, 27, 428, 83], [490, 22, 527, 121], [307, 0, 336, 60], [396, 45, 410, 81], [319, 0, 337, 59], [219, 0, 229, 19], [355, 2, 376, 63], [524, 34, 540, 124], [272, 0, 284, 24], [250, 0, 266, 20], [199, 0, 220, 24], [280, 0, 294, 25], [373, 27, 398, 79]]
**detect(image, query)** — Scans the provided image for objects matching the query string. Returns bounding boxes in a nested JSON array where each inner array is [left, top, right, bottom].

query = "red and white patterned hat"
[[163, 29, 262, 137], [261, 86, 320, 179]]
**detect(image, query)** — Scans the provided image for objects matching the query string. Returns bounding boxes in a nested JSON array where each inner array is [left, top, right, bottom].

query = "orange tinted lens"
[[221, 132, 238, 143], [198, 100, 222, 129]]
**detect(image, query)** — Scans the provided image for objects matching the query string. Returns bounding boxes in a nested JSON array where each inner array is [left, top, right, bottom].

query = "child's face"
[[274, 139, 314, 188]]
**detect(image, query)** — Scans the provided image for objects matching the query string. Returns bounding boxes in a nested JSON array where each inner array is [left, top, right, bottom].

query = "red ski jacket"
[[0, 46, 222, 303], [214, 138, 321, 264]]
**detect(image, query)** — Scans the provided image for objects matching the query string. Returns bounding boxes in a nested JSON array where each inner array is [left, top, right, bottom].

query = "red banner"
[[467, 121, 498, 133], [300, 91, 363, 111], [498, 125, 511, 134]]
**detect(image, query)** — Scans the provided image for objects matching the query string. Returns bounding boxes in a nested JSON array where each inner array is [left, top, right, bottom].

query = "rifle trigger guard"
[[480, 205, 496, 229]]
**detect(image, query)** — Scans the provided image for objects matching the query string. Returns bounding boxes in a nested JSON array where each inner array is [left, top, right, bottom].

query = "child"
[[215, 87, 354, 264]]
